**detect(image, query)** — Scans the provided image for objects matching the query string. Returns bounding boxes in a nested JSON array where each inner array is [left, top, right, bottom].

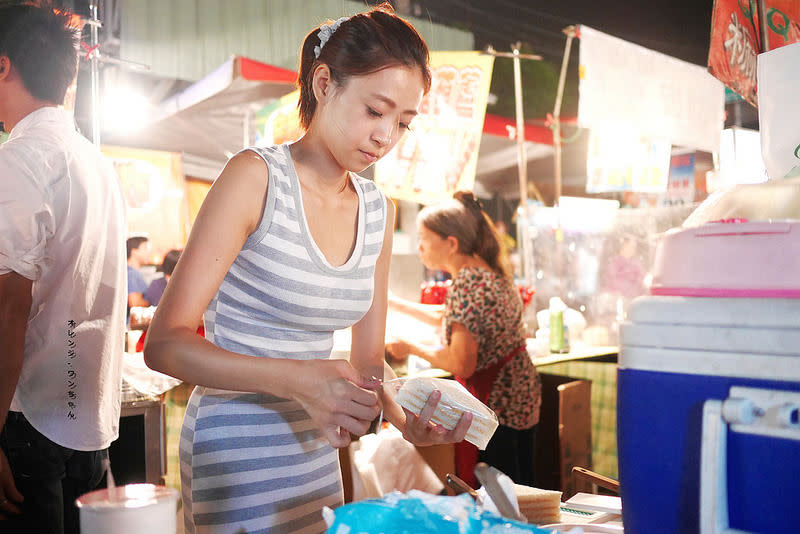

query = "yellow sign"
[[102, 145, 188, 261], [374, 51, 495, 205], [585, 126, 671, 193], [255, 90, 303, 146]]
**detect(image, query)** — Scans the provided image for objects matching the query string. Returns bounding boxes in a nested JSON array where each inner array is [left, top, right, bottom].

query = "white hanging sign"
[[578, 26, 725, 154]]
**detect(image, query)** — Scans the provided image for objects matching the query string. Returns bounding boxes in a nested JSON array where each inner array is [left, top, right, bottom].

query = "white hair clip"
[[314, 16, 348, 59]]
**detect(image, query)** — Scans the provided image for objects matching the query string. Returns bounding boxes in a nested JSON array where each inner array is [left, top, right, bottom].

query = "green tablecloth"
[[535, 359, 618, 481]]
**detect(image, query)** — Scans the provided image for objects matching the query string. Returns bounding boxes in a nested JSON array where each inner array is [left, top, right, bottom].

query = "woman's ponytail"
[[452, 192, 512, 281]]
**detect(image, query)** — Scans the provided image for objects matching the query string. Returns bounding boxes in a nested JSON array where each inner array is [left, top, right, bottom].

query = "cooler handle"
[[699, 387, 800, 534], [696, 221, 790, 236]]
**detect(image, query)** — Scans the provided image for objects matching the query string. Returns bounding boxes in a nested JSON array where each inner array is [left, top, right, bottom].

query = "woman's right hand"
[[292, 359, 381, 448], [384, 340, 412, 362]]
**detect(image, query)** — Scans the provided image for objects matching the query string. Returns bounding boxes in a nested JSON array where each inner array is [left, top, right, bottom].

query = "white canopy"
[[104, 55, 297, 177]]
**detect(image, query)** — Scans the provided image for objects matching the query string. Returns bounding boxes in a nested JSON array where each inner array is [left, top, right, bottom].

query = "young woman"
[[144, 4, 470, 533], [386, 191, 542, 489]]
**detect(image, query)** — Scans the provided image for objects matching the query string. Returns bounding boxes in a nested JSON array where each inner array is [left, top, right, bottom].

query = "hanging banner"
[[578, 26, 725, 154], [374, 51, 495, 205], [585, 127, 671, 193], [660, 153, 697, 206], [708, 0, 800, 107]]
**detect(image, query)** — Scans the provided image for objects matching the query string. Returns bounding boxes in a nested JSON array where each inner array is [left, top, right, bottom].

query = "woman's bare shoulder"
[[196, 150, 271, 236]]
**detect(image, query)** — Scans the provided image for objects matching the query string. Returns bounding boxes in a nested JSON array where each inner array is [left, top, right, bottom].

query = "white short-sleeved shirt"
[[0, 107, 127, 451]]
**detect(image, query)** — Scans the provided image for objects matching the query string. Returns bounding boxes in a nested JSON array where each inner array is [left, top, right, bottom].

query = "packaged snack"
[[393, 377, 499, 450]]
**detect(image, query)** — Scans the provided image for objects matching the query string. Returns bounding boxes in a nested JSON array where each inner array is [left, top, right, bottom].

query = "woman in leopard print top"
[[386, 191, 541, 487]]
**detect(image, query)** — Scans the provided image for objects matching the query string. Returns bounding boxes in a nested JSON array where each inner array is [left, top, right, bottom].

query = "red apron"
[[453, 345, 527, 488]]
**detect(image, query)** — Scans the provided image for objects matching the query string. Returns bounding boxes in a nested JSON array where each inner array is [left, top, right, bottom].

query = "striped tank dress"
[[179, 144, 387, 534]]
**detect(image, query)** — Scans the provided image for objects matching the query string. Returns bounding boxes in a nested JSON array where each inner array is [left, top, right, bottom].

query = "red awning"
[[238, 56, 297, 84], [482, 113, 579, 145]]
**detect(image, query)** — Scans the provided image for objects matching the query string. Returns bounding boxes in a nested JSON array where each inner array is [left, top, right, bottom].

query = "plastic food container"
[[76, 483, 179, 534], [650, 219, 800, 298]]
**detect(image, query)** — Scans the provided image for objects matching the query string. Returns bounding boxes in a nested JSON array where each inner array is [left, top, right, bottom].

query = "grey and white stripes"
[[179, 144, 387, 533]]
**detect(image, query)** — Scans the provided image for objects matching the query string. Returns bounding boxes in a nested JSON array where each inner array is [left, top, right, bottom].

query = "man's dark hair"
[[0, 2, 80, 104], [126, 236, 149, 259]]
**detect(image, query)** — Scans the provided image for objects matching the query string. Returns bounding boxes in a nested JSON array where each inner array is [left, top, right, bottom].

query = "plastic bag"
[[122, 352, 181, 397], [323, 490, 554, 534], [349, 425, 444, 501]]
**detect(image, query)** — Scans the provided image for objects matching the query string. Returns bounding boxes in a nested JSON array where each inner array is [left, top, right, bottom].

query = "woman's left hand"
[[398, 389, 472, 447]]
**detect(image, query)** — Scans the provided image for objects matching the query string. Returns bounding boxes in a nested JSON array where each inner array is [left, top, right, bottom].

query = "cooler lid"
[[626, 296, 800, 329], [620, 296, 800, 377], [649, 220, 800, 298]]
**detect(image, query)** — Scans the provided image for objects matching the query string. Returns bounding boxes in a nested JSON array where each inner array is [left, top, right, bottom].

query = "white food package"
[[392, 377, 499, 450]]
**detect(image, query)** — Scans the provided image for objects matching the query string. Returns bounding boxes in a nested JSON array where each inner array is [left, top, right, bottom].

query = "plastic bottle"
[[548, 297, 569, 354]]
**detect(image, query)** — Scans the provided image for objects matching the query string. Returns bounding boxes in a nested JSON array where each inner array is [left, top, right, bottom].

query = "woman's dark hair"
[[0, 2, 79, 104], [160, 249, 182, 276], [418, 191, 513, 281], [296, 2, 431, 130]]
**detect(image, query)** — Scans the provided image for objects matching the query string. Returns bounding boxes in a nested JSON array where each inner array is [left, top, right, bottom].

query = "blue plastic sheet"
[[325, 490, 553, 534]]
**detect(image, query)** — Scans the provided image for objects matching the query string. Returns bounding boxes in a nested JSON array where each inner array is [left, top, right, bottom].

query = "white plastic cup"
[[76, 483, 179, 534]]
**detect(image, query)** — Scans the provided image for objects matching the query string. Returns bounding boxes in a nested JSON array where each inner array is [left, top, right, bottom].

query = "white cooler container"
[[618, 296, 800, 534]]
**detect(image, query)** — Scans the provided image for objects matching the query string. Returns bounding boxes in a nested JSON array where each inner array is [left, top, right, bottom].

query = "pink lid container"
[[650, 219, 800, 298]]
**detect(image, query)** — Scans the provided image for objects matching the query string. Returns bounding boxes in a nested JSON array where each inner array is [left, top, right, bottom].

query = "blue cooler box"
[[618, 296, 800, 534]]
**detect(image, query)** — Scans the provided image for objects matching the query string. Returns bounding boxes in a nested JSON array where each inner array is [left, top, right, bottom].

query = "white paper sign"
[[578, 26, 725, 154], [757, 41, 800, 180]]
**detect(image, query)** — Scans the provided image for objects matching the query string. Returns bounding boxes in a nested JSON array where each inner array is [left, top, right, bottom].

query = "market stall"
[[93, 6, 800, 532]]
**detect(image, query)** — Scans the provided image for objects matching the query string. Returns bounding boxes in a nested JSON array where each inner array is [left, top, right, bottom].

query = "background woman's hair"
[[160, 249, 182, 276], [418, 191, 513, 280], [296, 2, 431, 129]]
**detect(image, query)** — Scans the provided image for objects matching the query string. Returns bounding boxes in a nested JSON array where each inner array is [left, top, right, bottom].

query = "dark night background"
[[404, 1, 754, 127]]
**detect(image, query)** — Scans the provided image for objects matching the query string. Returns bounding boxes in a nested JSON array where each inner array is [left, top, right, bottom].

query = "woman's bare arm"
[[388, 293, 444, 327], [385, 321, 478, 378]]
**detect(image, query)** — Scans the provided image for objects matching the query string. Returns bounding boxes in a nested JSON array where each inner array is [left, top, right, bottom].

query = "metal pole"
[[483, 45, 545, 206], [552, 26, 577, 298], [511, 43, 535, 287], [482, 44, 545, 286], [243, 108, 251, 148], [553, 26, 577, 213], [89, 2, 101, 146], [756, 0, 769, 53]]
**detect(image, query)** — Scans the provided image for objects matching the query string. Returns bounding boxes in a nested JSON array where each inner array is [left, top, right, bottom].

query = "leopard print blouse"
[[445, 266, 541, 430]]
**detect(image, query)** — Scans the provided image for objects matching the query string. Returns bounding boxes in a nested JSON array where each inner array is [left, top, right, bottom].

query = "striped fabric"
[[179, 144, 387, 534]]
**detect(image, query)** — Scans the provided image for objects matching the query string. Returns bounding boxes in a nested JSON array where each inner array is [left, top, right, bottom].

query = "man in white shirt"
[[0, 4, 127, 533]]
